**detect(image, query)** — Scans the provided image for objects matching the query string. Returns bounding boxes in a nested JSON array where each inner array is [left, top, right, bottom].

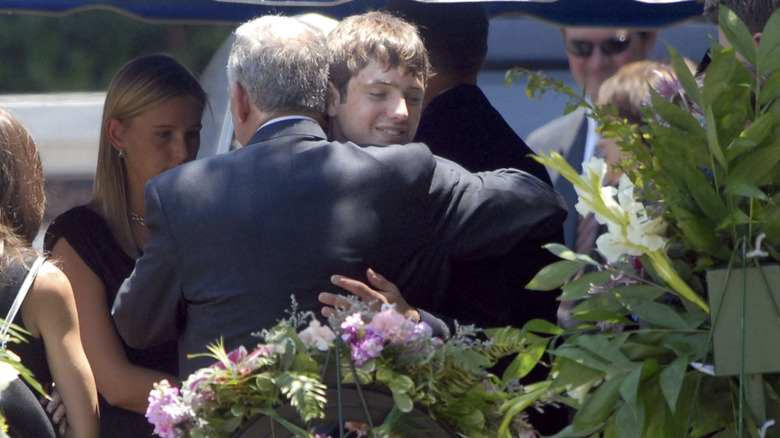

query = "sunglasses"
[[564, 34, 632, 58]]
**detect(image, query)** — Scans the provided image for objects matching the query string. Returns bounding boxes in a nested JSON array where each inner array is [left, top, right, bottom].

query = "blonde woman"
[[0, 108, 99, 438], [44, 54, 205, 437]]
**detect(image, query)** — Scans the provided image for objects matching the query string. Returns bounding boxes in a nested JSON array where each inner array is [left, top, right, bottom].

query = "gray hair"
[[227, 15, 328, 115]]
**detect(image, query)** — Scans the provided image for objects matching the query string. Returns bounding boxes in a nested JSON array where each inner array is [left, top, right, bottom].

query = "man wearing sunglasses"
[[527, 27, 657, 251]]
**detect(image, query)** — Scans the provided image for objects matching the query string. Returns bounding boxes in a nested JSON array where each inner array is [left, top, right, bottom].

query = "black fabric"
[[0, 251, 57, 438], [0, 378, 57, 438], [415, 85, 568, 434], [0, 251, 51, 384], [414, 85, 562, 330], [44, 205, 178, 438]]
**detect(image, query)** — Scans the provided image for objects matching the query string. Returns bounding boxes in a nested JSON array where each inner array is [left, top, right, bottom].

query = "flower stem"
[[648, 251, 709, 312]]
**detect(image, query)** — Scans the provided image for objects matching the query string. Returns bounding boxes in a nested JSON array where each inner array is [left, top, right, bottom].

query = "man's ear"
[[232, 81, 252, 124], [106, 118, 124, 152], [326, 82, 342, 118]]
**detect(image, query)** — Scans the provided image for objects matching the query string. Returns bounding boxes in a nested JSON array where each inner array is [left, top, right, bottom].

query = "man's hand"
[[319, 268, 420, 322]]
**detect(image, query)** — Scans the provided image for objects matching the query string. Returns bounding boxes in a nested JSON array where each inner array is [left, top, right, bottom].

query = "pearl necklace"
[[129, 211, 147, 227]]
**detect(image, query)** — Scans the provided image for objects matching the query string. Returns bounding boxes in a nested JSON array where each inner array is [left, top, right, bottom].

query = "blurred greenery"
[[0, 10, 233, 93]]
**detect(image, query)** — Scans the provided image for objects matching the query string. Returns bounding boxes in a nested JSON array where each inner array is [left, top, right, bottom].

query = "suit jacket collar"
[[245, 117, 327, 147]]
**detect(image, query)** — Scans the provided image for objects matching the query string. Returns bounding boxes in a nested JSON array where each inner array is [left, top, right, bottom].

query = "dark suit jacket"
[[112, 118, 566, 377], [527, 106, 589, 249], [414, 84, 562, 330]]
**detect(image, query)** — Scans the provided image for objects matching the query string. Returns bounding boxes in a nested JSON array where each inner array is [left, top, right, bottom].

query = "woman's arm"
[[22, 261, 99, 438], [51, 238, 179, 413]]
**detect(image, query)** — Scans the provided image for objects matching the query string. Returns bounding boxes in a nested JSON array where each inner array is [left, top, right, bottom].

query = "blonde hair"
[[0, 108, 44, 264], [89, 55, 205, 258], [597, 60, 676, 125]]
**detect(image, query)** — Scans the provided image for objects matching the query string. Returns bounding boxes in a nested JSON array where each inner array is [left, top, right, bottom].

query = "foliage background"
[[0, 10, 233, 92]]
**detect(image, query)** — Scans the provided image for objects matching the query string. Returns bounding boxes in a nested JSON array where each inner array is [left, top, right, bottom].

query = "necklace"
[[129, 211, 147, 227]]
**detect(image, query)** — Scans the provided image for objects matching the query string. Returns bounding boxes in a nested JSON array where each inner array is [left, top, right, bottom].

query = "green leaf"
[[757, 202, 780, 240], [649, 89, 706, 135], [659, 358, 688, 412], [668, 205, 731, 259], [503, 342, 547, 380], [757, 8, 780, 76], [714, 207, 752, 230], [683, 167, 729, 226], [560, 270, 616, 301], [621, 298, 692, 330], [717, 5, 757, 66], [543, 243, 600, 265], [553, 345, 622, 375], [220, 415, 245, 435], [704, 106, 729, 170], [615, 395, 644, 438], [702, 44, 737, 109], [573, 373, 626, 429], [575, 335, 635, 370], [758, 69, 780, 106], [667, 43, 702, 107], [724, 179, 770, 201], [392, 391, 414, 413], [571, 309, 633, 325], [729, 141, 780, 186], [523, 318, 564, 336], [526, 259, 585, 291], [613, 285, 666, 302]]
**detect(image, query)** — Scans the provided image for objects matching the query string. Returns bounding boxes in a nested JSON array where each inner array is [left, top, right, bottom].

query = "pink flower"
[[366, 306, 410, 345], [299, 320, 336, 351]]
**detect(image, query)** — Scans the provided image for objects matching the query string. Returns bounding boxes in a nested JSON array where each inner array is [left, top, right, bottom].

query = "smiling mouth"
[[378, 127, 404, 136]]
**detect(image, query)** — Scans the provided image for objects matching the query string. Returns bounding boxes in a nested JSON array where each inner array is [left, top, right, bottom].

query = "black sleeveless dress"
[[45, 206, 178, 438], [0, 250, 57, 438]]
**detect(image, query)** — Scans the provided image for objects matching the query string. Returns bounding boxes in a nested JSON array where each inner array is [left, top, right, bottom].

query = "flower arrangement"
[[498, 5, 780, 438], [146, 298, 541, 438]]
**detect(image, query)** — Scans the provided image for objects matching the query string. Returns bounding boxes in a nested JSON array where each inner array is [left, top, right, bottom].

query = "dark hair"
[[0, 108, 45, 247], [328, 10, 430, 100], [387, 0, 488, 79], [703, 0, 780, 34]]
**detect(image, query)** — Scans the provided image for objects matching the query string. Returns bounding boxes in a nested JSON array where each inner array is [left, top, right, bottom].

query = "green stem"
[[647, 251, 709, 313]]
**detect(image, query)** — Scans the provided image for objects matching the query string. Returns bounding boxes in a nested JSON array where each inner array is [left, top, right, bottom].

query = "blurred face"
[[112, 96, 203, 186], [562, 28, 656, 101], [327, 60, 425, 146]]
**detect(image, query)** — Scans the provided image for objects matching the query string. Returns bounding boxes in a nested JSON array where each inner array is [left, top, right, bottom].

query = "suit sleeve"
[[112, 181, 184, 349], [431, 157, 567, 261]]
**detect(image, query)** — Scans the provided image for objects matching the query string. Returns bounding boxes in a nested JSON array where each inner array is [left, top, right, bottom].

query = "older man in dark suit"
[[112, 15, 566, 378]]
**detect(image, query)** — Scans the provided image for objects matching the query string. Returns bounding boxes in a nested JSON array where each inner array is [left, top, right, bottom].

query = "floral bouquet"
[[499, 5, 780, 438], [146, 298, 540, 438]]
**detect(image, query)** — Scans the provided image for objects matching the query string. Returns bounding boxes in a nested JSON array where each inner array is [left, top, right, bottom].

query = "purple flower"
[[146, 380, 192, 438], [410, 322, 432, 341], [350, 329, 384, 366], [340, 313, 364, 344]]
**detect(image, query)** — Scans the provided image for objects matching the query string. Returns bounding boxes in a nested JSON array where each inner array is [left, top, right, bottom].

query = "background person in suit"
[[111, 15, 567, 378], [527, 26, 657, 250], [384, 0, 562, 334]]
